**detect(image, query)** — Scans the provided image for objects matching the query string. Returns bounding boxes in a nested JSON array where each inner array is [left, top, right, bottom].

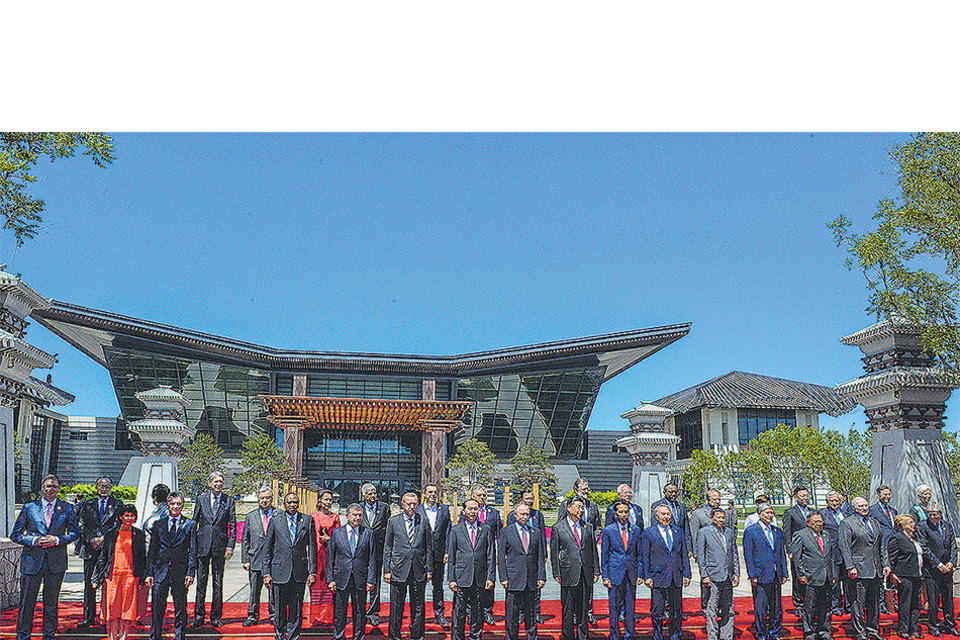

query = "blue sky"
[[4, 132, 921, 434]]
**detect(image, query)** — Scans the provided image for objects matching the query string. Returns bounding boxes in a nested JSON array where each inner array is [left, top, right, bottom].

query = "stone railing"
[[0, 538, 22, 610]]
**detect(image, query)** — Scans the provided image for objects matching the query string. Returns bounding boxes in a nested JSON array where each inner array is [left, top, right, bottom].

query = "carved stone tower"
[[617, 402, 679, 513]]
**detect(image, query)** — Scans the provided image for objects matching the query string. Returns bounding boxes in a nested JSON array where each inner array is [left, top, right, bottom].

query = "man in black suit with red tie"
[[551, 497, 600, 640], [447, 498, 495, 640], [145, 492, 197, 640], [473, 486, 502, 626]]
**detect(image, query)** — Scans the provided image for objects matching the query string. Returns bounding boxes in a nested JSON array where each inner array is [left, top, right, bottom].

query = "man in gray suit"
[[384, 491, 434, 640], [242, 488, 280, 626], [690, 489, 724, 610], [263, 492, 317, 640], [695, 507, 740, 640], [793, 512, 835, 640], [839, 497, 890, 640], [191, 471, 237, 628], [447, 498, 495, 640]]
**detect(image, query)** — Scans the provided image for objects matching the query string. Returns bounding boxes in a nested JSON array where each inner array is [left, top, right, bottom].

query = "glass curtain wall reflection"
[[737, 408, 797, 445]]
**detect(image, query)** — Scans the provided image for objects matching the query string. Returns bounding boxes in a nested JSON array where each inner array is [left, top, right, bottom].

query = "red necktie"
[[479, 509, 486, 524], [522, 527, 529, 552], [262, 512, 269, 533], [470, 525, 477, 547], [572, 522, 582, 546], [621, 526, 629, 549], [816, 534, 824, 554]]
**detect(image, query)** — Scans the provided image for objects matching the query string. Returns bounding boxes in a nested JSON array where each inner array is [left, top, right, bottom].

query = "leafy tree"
[[506, 441, 558, 507], [830, 132, 960, 377], [823, 428, 872, 500], [232, 433, 291, 497], [444, 438, 496, 495], [680, 449, 719, 506], [178, 433, 225, 499], [940, 430, 960, 502], [1, 133, 115, 246], [748, 424, 833, 502]]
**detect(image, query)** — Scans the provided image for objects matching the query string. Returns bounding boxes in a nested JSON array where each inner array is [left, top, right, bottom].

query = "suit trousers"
[[194, 553, 226, 621], [560, 573, 590, 640], [333, 579, 368, 640], [151, 577, 188, 640], [896, 576, 922, 636], [650, 584, 682, 640], [248, 569, 276, 621], [801, 584, 831, 640], [926, 570, 957, 631], [482, 578, 496, 615], [430, 559, 446, 617], [367, 543, 385, 617], [275, 580, 306, 640], [608, 580, 637, 640], [850, 577, 881, 639], [83, 554, 101, 624], [389, 579, 426, 640], [17, 564, 65, 640], [753, 581, 783, 640], [790, 558, 806, 608], [829, 561, 851, 611], [505, 589, 538, 640], [452, 584, 484, 640], [704, 579, 734, 640]]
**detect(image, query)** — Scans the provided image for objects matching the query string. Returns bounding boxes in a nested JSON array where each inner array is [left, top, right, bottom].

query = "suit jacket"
[[361, 500, 391, 547], [146, 516, 198, 584], [241, 507, 280, 571], [11, 498, 79, 575], [793, 528, 834, 587], [839, 515, 889, 579], [868, 502, 899, 541], [887, 530, 922, 578], [498, 521, 546, 591], [75, 495, 122, 559], [558, 498, 601, 540], [477, 505, 503, 540], [695, 524, 739, 583], [446, 520, 495, 588], [650, 498, 691, 550], [550, 517, 599, 586], [640, 524, 691, 588], [687, 505, 712, 558], [193, 491, 236, 557], [604, 502, 645, 531], [917, 518, 959, 577], [384, 511, 433, 583], [417, 502, 451, 567], [743, 523, 787, 584], [781, 504, 813, 556], [93, 526, 147, 585], [819, 507, 848, 566], [263, 511, 317, 584], [326, 524, 377, 588], [601, 521, 643, 585]]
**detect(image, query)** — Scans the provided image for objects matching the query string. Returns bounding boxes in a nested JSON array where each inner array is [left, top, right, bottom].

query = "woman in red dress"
[[310, 489, 341, 627], [93, 504, 146, 640]]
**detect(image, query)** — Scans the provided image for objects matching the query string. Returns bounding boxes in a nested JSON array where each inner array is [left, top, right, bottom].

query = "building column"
[[282, 420, 307, 478], [617, 403, 678, 513], [421, 421, 454, 489], [0, 401, 15, 538]]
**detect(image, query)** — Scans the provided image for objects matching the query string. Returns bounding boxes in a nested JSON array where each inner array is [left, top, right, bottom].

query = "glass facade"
[[737, 408, 797, 445], [673, 409, 703, 460], [275, 374, 452, 400], [456, 367, 604, 458]]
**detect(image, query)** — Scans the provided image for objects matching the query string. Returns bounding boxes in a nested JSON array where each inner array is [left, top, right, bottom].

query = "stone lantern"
[[617, 402, 679, 512]]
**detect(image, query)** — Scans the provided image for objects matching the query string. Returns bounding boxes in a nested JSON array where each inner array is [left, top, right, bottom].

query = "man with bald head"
[[839, 497, 889, 640], [641, 504, 691, 640]]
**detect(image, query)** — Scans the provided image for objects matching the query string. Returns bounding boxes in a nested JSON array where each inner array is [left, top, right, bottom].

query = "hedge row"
[[59, 484, 137, 502]]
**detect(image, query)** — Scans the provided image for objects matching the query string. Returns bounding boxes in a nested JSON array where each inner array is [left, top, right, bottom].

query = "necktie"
[[621, 526, 629, 549], [665, 526, 673, 549], [629, 507, 636, 525], [213, 494, 219, 513], [884, 505, 892, 523], [479, 509, 486, 524], [44, 503, 53, 528], [170, 518, 178, 534], [350, 528, 358, 554], [406, 517, 415, 543], [99, 499, 106, 521], [522, 527, 529, 552], [470, 525, 477, 547], [289, 517, 297, 542], [816, 534, 824, 554], [572, 522, 582, 546], [262, 511, 269, 534], [864, 517, 874, 537], [717, 529, 726, 552]]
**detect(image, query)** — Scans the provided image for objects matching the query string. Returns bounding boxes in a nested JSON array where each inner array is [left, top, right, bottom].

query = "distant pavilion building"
[[34, 301, 690, 501]]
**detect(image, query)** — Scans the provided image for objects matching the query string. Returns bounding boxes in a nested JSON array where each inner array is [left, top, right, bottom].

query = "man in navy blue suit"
[[145, 491, 198, 640], [650, 483, 691, 553], [11, 474, 79, 640], [743, 504, 788, 640], [417, 483, 452, 629], [604, 484, 644, 529], [641, 504, 691, 640], [326, 503, 378, 640], [602, 502, 643, 640]]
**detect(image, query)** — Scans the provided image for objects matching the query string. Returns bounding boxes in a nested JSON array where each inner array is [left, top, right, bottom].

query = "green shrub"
[[563, 489, 619, 509], [60, 484, 137, 502]]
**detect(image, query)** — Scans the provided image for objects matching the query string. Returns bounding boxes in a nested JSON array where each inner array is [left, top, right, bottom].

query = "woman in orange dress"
[[309, 489, 341, 627], [93, 504, 146, 640]]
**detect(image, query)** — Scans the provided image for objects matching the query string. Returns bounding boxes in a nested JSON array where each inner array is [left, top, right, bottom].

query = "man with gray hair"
[[191, 471, 236, 628], [360, 483, 390, 626], [689, 489, 723, 610], [839, 496, 889, 640], [242, 487, 279, 626]]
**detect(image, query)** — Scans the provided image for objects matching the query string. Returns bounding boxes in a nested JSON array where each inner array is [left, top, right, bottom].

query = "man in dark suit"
[[558, 478, 602, 627], [326, 503, 377, 640], [418, 483, 451, 629], [650, 483, 691, 554], [500, 502, 546, 640], [820, 490, 851, 615], [191, 471, 236, 628], [641, 503, 691, 640], [605, 484, 645, 529], [472, 485, 502, 626], [602, 501, 643, 640], [868, 484, 898, 614], [695, 507, 739, 640], [839, 497, 890, 640], [384, 491, 433, 640], [917, 502, 959, 637], [743, 504, 788, 640], [241, 487, 280, 626], [11, 474, 79, 640], [77, 476, 122, 629], [75, 475, 121, 629], [264, 492, 318, 640], [506, 490, 546, 625], [361, 482, 391, 625], [793, 511, 835, 640], [782, 486, 814, 610], [447, 498, 495, 640], [145, 491, 198, 640], [552, 496, 600, 640]]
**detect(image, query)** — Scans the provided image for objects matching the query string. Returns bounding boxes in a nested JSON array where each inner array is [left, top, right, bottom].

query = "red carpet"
[[1, 597, 954, 639]]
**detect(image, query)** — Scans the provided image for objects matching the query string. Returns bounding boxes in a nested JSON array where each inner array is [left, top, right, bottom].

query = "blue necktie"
[[665, 527, 673, 548], [99, 499, 106, 521], [350, 529, 358, 554], [864, 517, 874, 537], [289, 517, 297, 542], [765, 527, 774, 549]]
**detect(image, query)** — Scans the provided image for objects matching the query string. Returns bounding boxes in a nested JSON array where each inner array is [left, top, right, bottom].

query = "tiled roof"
[[653, 371, 857, 417]]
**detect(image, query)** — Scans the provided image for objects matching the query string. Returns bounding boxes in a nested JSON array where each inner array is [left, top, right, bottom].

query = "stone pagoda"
[[617, 402, 679, 512], [124, 386, 194, 521], [836, 320, 960, 524]]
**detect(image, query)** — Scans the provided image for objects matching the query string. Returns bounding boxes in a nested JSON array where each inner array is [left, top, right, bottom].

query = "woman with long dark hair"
[[310, 489, 341, 627]]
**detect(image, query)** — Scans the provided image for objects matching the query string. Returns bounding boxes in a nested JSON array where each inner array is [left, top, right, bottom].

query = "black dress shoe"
[[537, 614, 544, 624], [76, 621, 96, 630], [588, 613, 597, 628], [930, 631, 943, 638], [484, 612, 496, 626], [914, 633, 926, 639], [189, 619, 206, 629], [211, 619, 222, 628], [435, 614, 450, 630], [243, 618, 258, 627], [369, 614, 380, 626]]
